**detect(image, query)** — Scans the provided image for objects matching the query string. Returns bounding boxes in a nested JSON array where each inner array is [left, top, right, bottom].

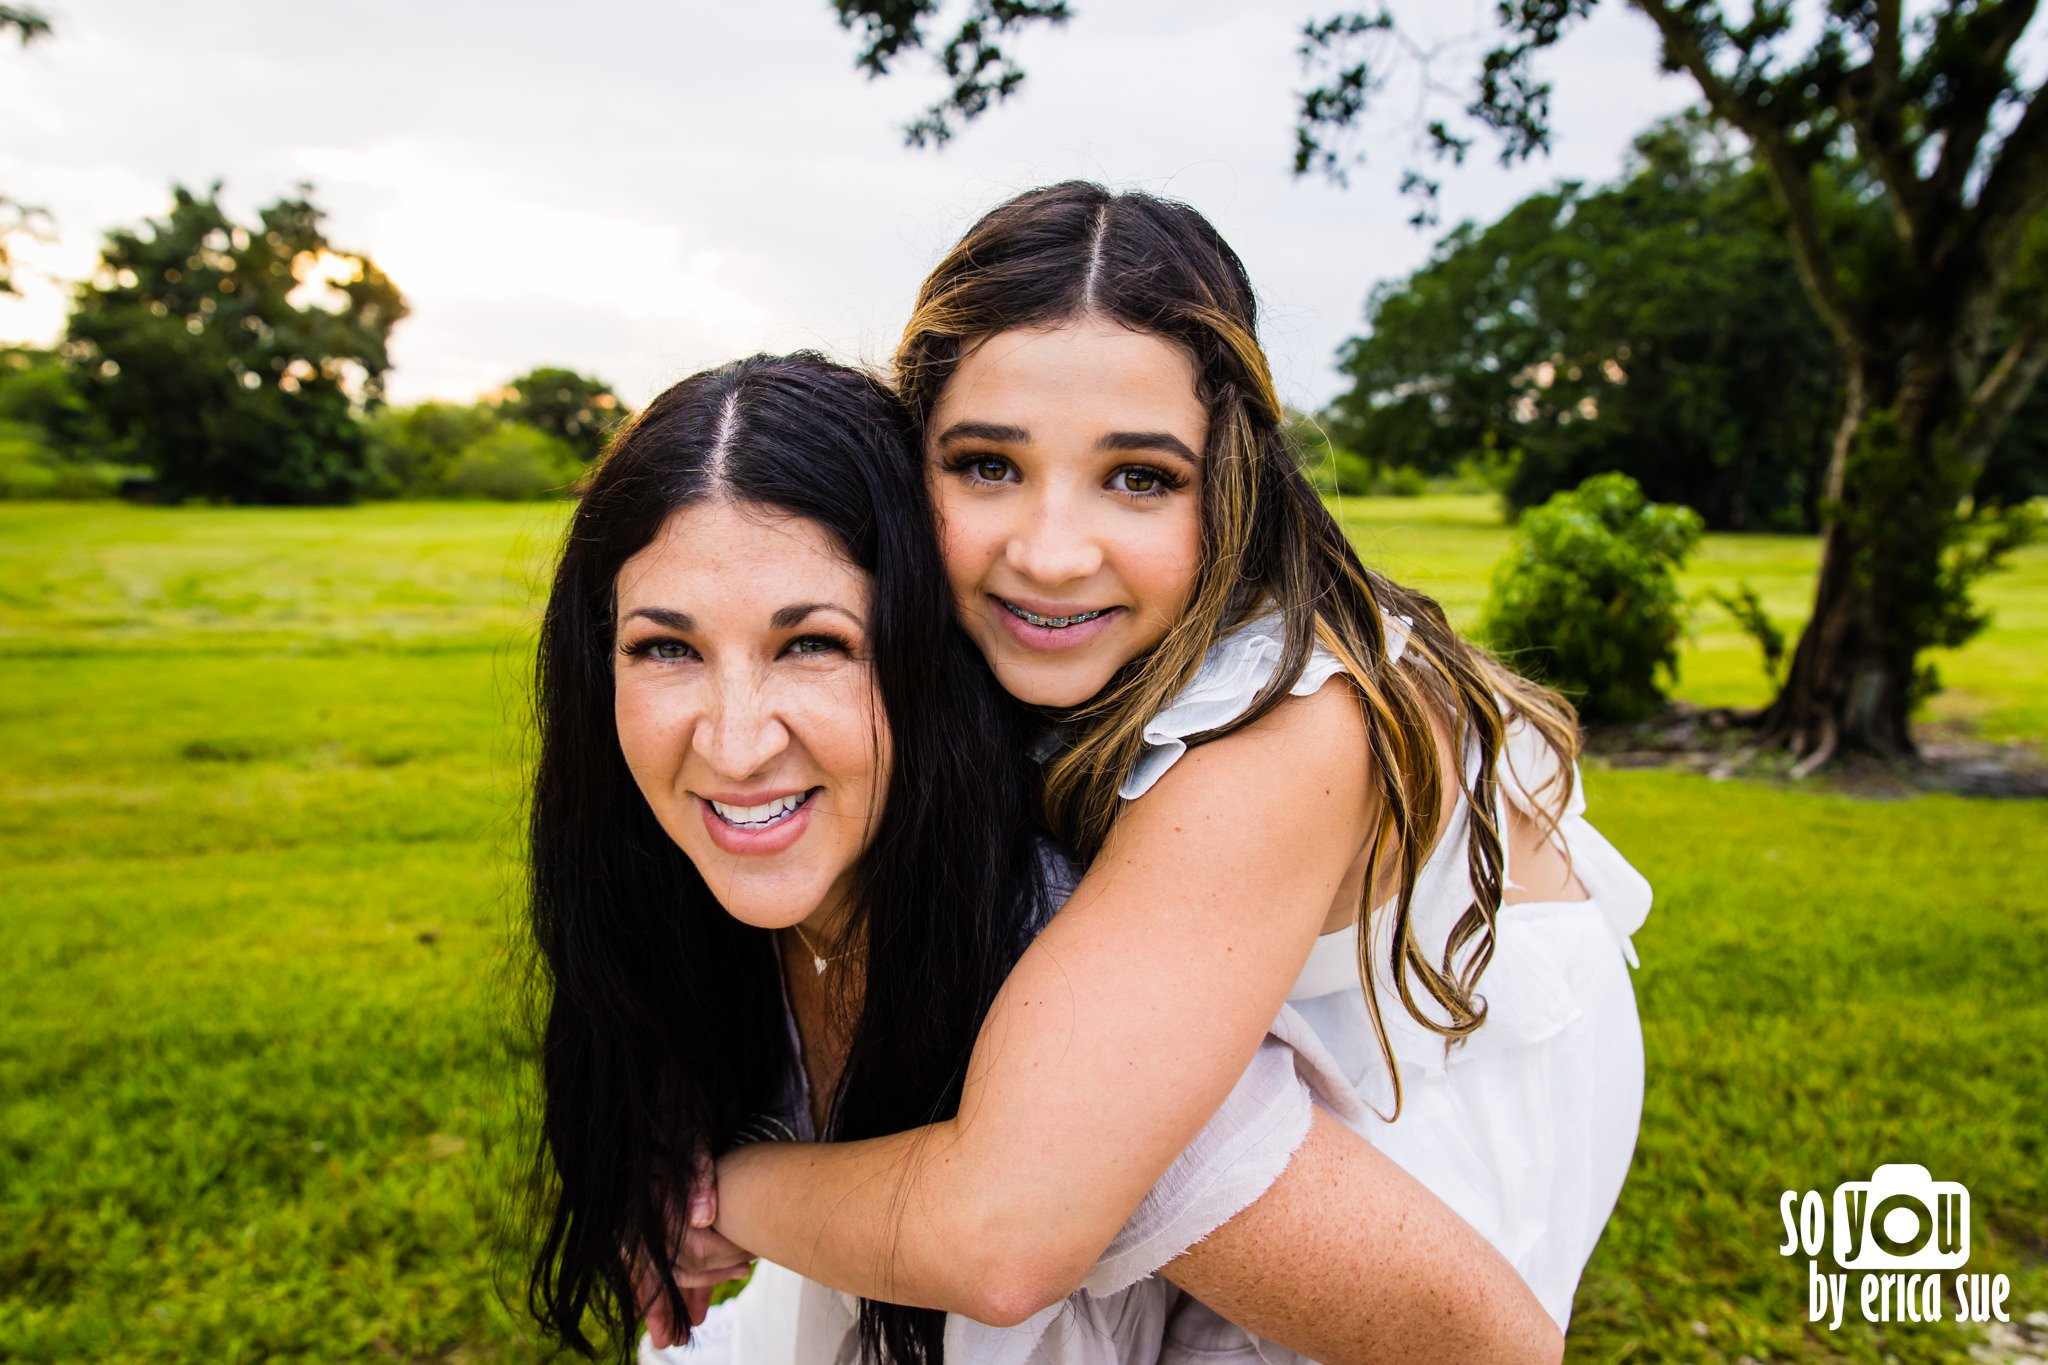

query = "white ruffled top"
[[1120, 606, 1647, 982], [1109, 603, 1654, 1341], [1118, 609, 1411, 800]]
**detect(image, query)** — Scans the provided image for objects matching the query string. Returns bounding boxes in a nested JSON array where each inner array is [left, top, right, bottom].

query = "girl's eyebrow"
[[935, 420, 1200, 465], [1100, 430, 1200, 464], [935, 420, 1030, 446]]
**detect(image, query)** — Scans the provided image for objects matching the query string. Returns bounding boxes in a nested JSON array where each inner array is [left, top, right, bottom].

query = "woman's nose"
[[1004, 491, 1105, 586], [691, 677, 791, 778]]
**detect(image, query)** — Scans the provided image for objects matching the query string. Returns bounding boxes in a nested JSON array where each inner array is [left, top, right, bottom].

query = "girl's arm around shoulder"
[[714, 681, 1376, 1324], [1165, 1107, 1565, 1365]]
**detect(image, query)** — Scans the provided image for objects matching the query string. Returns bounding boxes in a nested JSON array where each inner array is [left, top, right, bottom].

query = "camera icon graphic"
[[1833, 1164, 1969, 1271]]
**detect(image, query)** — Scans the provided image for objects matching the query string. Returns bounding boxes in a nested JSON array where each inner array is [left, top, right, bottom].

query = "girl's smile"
[[926, 317, 1207, 707], [992, 595, 1126, 650]]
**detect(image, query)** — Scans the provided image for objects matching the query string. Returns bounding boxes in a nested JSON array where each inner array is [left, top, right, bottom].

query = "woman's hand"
[[634, 1154, 756, 1349]]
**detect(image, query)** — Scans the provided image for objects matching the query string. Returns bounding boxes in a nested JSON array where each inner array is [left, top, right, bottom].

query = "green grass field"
[[2, 497, 2043, 1363]]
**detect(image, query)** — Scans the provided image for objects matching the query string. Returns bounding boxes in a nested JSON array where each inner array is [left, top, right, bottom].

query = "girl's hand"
[[635, 1153, 756, 1349]]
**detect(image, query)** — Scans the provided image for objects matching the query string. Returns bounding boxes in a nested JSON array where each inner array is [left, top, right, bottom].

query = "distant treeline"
[[0, 185, 627, 504], [9, 145, 2042, 524], [1304, 117, 2048, 531]]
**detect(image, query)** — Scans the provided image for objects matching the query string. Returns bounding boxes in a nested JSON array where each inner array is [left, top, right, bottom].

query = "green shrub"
[[1290, 407, 1444, 497], [1289, 410, 1369, 497], [1301, 444, 1380, 496], [496, 365, 626, 464], [0, 421, 132, 500], [362, 401, 501, 498], [0, 423, 59, 498], [1708, 582, 1788, 687], [1448, 440, 1520, 496], [0, 348, 97, 448], [1481, 472, 1704, 721], [441, 425, 581, 501], [1378, 464, 1430, 497]]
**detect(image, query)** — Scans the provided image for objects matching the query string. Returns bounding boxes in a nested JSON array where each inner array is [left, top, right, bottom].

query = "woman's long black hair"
[[525, 353, 1051, 1363]]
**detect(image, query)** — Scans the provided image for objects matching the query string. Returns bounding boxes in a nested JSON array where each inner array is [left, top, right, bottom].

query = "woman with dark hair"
[[525, 351, 1559, 1364], [526, 351, 1051, 1363], [694, 184, 1652, 1358]]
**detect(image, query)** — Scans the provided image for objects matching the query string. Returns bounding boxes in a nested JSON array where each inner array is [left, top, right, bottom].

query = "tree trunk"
[[1761, 518, 1920, 762], [1760, 358, 1951, 766]]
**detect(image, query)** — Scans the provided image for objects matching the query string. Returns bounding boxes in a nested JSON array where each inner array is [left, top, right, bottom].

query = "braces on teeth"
[[1003, 601, 1108, 629]]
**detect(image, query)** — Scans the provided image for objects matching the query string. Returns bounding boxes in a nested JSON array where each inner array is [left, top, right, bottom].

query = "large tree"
[[822, 1, 2048, 766], [63, 185, 407, 504], [1330, 117, 1844, 531]]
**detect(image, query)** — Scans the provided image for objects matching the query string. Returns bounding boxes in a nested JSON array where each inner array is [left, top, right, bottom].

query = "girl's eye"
[[949, 454, 1016, 485], [785, 634, 849, 658], [1109, 465, 1181, 497]]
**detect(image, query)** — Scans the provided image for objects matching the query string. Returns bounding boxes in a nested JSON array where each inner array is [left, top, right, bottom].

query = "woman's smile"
[[696, 786, 821, 855], [612, 499, 889, 933]]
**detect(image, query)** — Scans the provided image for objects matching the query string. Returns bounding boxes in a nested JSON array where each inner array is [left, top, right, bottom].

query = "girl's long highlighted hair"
[[897, 182, 1581, 1115]]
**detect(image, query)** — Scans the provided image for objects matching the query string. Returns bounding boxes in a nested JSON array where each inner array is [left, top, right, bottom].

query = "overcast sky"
[[1, 0, 1701, 412]]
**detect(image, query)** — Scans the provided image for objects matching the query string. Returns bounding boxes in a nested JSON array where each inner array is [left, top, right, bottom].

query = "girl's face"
[[612, 499, 889, 937], [925, 316, 1206, 707]]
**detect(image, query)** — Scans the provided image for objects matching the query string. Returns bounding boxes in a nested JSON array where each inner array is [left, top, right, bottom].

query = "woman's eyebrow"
[[771, 603, 866, 630], [622, 606, 694, 630], [934, 420, 1031, 446], [1100, 430, 1200, 464]]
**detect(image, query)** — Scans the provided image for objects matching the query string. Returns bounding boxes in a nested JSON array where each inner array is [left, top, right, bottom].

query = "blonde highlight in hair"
[[898, 183, 1581, 1117]]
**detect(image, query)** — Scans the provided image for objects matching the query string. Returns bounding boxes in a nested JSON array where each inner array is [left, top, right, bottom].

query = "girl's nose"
[[1004, 493, 1105, 586]]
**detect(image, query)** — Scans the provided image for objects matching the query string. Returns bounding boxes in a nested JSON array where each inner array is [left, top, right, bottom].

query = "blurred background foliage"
[[7, 121, 2037, 529], [2, 184, 624, 507]]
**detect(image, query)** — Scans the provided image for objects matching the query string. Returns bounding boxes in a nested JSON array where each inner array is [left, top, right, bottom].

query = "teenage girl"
[[696, 183, 1652, 1357]]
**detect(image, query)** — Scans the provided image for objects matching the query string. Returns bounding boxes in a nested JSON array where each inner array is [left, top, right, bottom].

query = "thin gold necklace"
[[788, 920, 852, 975]]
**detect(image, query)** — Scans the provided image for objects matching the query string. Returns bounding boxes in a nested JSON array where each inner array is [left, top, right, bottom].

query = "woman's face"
[[925, 316, 1207, 708], [613, 498, 889, 936]]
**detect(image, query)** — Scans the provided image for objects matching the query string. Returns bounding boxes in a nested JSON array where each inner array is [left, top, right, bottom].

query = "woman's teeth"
[[1002, 600, 1109, 629], [708, 791, 812, 828]]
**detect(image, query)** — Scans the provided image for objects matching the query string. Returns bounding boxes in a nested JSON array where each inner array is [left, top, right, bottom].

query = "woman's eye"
[[785, 635, 846, 658], [648, 640, 695, 661]]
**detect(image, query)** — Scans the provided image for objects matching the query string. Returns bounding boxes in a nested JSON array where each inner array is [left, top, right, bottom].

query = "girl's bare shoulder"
[[1137, 674, 1374, 821]]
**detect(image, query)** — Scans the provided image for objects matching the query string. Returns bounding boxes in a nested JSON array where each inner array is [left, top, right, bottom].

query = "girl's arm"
[[715, 682, 1382, 1321], [1160, 1107, 1564, 1364]]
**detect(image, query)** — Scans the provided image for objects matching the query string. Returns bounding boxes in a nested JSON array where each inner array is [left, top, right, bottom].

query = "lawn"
[[1, 498, 2042, 1363], [1333, 493, 2048, 742]]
